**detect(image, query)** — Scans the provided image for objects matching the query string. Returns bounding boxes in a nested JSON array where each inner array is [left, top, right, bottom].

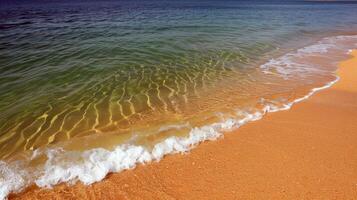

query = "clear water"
[[0, 1, 357, 195]]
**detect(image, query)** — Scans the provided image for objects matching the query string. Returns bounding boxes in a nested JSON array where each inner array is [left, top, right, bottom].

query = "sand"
[[10, 50, 357, 199]]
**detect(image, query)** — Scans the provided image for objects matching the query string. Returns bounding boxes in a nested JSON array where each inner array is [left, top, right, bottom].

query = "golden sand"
[[10, 50, 357, 199]]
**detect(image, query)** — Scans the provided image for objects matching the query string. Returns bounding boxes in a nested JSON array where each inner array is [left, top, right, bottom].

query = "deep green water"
[[1, 0, 357, 159]]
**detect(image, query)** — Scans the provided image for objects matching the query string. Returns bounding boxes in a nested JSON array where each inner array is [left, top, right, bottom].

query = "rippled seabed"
[[1, 0, 357, 193]]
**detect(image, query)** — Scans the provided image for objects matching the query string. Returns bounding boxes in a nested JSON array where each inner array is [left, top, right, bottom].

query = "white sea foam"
[[0, 161, 29, 200], [0, 35, 356, 200], [260, 35, 357, 78]]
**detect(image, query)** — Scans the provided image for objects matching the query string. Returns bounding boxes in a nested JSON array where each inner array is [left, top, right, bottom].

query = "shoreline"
[[9, 50, 357, 199]]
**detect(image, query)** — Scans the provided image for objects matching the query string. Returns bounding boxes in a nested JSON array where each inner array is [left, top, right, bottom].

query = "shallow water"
[[1, 0, 357, 198]]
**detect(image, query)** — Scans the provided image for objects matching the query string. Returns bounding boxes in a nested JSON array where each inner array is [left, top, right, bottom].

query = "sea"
[[1, 0, 357, 198]]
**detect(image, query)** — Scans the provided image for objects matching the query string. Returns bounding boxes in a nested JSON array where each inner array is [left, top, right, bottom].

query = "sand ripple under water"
[[1, 35, 357, 200]]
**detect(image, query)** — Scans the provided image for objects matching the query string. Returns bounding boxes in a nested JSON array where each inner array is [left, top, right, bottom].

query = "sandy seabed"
[[10, 50, 357, 200]]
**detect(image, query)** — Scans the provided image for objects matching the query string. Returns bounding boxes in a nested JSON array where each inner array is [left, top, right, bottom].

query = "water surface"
[[0, 2, 357, 194]]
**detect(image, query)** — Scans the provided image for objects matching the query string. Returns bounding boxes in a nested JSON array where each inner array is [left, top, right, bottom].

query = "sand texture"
[[10, 51, 357, 200]]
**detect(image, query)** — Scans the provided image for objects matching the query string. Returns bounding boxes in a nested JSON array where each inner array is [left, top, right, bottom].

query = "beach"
[[9, 50, 357, 199], [1, 1, 357, 199]]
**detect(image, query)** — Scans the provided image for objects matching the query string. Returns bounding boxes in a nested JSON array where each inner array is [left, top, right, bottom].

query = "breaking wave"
[[1, 35, 357, 200]]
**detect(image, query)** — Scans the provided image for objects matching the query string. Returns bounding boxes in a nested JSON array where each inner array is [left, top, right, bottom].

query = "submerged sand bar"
[[10, 51, 357, 199]]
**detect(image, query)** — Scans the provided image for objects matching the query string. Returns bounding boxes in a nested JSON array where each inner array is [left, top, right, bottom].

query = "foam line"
[[0, 35, 356, 200], [0, 77, 339, 200]]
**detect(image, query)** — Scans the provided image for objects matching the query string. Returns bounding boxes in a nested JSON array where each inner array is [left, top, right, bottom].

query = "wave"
[[1, 35, 357, 200]]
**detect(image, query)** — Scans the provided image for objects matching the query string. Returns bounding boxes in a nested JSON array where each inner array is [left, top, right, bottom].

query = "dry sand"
[[10, 50, 357, 199]]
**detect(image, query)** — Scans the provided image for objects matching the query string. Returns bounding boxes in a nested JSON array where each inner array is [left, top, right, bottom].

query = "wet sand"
[[10, 50, 357, 199]]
